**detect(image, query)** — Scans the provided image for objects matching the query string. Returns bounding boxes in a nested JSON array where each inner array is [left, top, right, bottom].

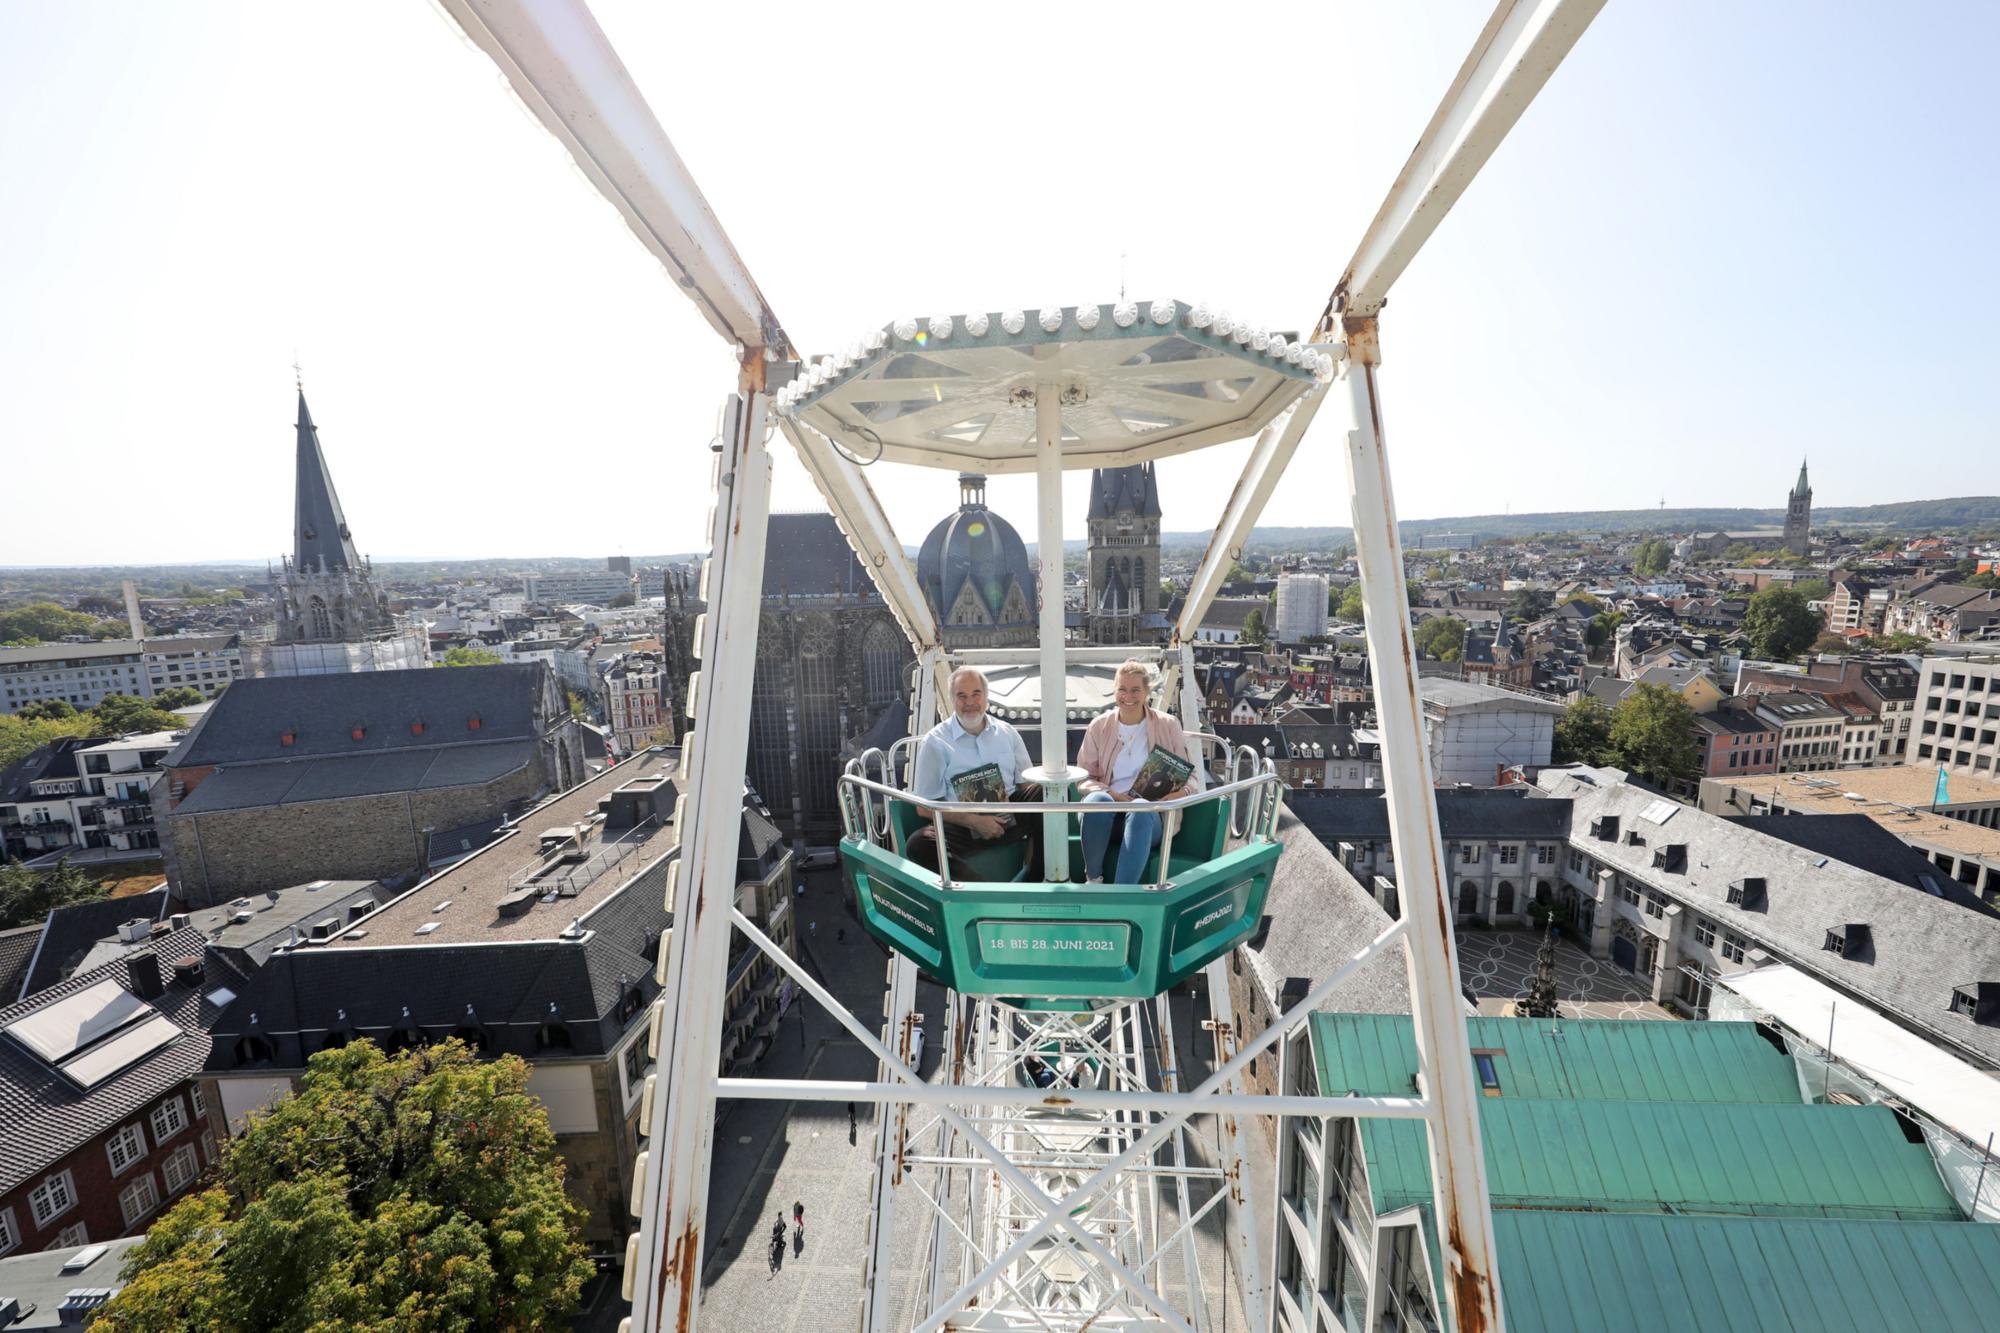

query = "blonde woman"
[[1076, 660, 1197, 883]]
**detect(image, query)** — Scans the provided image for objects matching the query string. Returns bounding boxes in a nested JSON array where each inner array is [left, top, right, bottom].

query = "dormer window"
[[1726, 877, 1767, 911], [1950, 983, 1999, 1025], [1589, 815, 1618, 842], [1823, 924, 1872, 963], [1651, 844, 1687, 874]]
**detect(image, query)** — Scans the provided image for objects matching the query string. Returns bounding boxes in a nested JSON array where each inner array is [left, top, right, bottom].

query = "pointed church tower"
[[1086, 463, 1164, 645], [1783, 458, 1812, 557], [267, 390, 407, 665]]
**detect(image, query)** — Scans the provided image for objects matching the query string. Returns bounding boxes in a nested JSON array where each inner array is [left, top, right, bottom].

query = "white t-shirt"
[[1111, 719, 1150, 793]]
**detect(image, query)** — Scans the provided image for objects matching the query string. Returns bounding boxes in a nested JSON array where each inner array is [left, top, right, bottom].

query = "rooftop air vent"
[[307, 917, 339, 942], [116, 918, 151, 945]]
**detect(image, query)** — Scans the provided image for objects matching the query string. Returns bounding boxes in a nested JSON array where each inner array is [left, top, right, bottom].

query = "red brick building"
[[0, 930, 221, 1255]]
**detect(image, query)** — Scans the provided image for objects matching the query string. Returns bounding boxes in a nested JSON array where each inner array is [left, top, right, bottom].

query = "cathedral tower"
[[1784, 459, 1812, 557], [1086, 463, 1165, 645]]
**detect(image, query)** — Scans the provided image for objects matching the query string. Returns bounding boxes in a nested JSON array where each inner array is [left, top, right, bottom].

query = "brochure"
[[1130, 745, 1194, 801]]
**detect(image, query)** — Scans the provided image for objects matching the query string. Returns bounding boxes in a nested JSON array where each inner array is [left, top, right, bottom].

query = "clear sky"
[[1, 2, 1994, 565]]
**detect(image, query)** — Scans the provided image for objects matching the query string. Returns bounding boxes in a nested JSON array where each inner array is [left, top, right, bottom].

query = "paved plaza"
[[1458, 927, 1676, 1021]]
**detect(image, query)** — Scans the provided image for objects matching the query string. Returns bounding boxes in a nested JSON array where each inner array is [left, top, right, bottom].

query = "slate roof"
[[1728, 814, 1996, 915], [1236, 806, 1410, 1018], [172, 740, 536, 815], [1289, 790, 1572, 844], [21, 888, 171, 998], [1199, 598, 1267, 631], [292, 391, 361, 574], [1542, 768, 2000, 1067], [0, 737, 106, 800], [0, 926, 214, 1195], [169, 663, 550, 767], [762, 512, 877, 600]]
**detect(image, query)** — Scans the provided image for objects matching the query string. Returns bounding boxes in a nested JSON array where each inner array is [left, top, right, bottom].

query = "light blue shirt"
[[913, 712, 1032, 804]]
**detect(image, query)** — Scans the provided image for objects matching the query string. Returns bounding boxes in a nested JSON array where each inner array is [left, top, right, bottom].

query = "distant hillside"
[[1148, 495, 2000, 553]]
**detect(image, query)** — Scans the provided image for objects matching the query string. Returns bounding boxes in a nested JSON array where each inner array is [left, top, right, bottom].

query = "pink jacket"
[[1077, 707, 1198, 799]]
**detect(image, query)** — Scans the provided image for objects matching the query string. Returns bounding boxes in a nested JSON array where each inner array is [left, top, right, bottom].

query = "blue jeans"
[[1080, 790, 1162, 883]]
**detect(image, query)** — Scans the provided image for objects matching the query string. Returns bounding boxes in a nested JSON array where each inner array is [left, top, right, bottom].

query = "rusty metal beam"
[[1318, 0, 1606, 329], [1334, 343, 1505, 1332], [434, 0, 792, 358]]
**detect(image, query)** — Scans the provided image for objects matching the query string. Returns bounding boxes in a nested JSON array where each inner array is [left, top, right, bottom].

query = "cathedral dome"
[[918, 474, 1037, 643]]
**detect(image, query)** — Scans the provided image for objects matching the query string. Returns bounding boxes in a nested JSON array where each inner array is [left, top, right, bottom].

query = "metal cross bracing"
[[431, 2, 1610, 1331]]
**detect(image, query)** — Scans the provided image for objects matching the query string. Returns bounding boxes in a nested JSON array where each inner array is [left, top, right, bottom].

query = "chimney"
[[116, 918, 151, 945], [122, 579, 145, 640], [125, 950, 165, 1001]]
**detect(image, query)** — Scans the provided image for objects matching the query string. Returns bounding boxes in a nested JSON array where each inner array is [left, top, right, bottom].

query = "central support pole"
[[1334, 319, 1505, 1333], [1034, 380, 1071, 881]]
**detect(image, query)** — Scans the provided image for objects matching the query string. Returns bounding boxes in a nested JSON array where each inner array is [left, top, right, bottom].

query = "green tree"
[[15, 699, 77, 722], [1743, 587, 1821, 661], [0, 601, 118, 644], [1336, 585, 1366, 624], [1507, 589, 1554, 621], [1240, 609, 1267, 646], [1864, 631, 1929, 653], [1412, 615, 1467, 662], [1790, 578, 1831, 604], [88, 694, 187, 736], [0, 713, 97, 769], [1608, 684, 1701, 788], [1632, 539, 1672, 576], [442, 645, 505, 668], [99, 1041, 592, 1333], [0, 857, 108, 929], [150, 686, 205, 710], [1561, 591, 1603, 611], [1962, 570, 2000, 591], [1585, 610, 1625, 649], [607, 590, 636, 608], [1553, 697, 1615, 766], [1160, 580, 1176, 606], [1224, 564, 1256, 589]]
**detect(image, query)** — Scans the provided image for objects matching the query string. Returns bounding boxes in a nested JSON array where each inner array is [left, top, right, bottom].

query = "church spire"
[[1792, 457, 1810, 499], [294, 390, 361, 574]]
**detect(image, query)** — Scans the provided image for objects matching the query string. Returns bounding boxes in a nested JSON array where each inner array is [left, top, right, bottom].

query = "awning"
[[1716, 964, 2000, 1152]]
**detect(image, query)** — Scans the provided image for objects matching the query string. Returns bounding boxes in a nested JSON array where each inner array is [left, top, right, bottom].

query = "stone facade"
[[166, 756, 550, 902]]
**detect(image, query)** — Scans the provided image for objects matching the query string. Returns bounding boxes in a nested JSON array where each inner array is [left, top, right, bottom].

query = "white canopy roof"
[[1718, 963, 2000, 1152]]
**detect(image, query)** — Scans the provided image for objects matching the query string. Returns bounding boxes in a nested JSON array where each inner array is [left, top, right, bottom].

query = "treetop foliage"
[[99, 1041, 592, 1333]]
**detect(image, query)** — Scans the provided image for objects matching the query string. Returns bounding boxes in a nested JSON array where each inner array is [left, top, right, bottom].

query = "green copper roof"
[[1309, 1014, 1802, 1104], [1362, 1100, 1961, 1221], [1494, 1212, 2000, 1333]]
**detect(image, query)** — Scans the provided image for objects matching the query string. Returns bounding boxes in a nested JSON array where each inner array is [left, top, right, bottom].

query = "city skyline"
[[2, 2, 1996, 564]]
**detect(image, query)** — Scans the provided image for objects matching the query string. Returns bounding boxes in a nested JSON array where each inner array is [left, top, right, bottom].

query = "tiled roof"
[[1290, 790, 1572, 843], [0, 925, 41, 1005], [0, 926, 213, 1195], [1235, 807, 1409, 1018]]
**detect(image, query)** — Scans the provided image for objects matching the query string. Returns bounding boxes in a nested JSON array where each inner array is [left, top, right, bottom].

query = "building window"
[[1619, 882, 1640, 907], [29, 1171, 76, 1227], [1498, 845, 1519, 865], [1644, 892, 1666, 919], [1535, 845, 1554, 865], [0, 1208, 16, 1258], [150, 1096, 188, 1145], [107, 1123, 146, 1176], [1693, 917, 1716, 948], [1459, 845, 1481, 863], [54, 1221, 87, 1250], [188, 1083, 205, 1118], [118, 1172, 161, 1227], [1721, 931, 1748, 965], [162, 1144, 200, 1195], [1473, 1052, 1503, 1095]]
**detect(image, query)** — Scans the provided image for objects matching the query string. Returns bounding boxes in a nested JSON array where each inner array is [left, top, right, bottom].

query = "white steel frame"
[[432, 3, 1608, 1330]]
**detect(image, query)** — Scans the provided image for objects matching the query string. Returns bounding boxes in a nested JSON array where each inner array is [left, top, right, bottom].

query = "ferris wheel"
[[432, 4, 1608, 1329]]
